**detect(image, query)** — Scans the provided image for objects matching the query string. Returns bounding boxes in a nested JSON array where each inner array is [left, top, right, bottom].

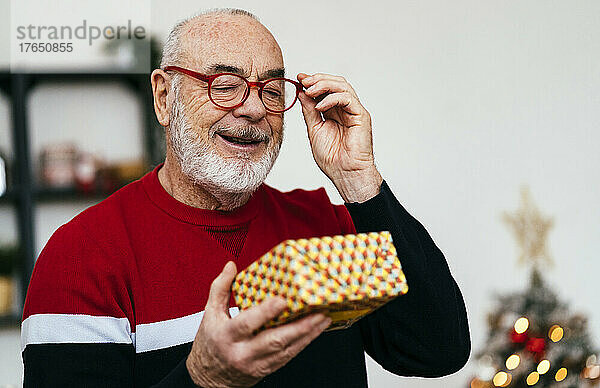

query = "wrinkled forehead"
[[180, 15, 284, 79]]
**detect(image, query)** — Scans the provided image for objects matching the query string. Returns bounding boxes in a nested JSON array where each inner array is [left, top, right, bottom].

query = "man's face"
[[168, 15, 285, 194]]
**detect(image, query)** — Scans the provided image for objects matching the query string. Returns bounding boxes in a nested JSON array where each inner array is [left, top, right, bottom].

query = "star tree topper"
[[502, 187, 554, 269]]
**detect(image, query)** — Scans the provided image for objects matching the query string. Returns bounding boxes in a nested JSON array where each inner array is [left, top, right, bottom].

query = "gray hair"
[[159, 8, 259, 69]]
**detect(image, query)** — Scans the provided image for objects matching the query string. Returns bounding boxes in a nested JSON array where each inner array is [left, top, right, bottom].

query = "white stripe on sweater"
[[21, 314, 133, 352], [21, 307, 241, 354], [135, 307, 239, 353]]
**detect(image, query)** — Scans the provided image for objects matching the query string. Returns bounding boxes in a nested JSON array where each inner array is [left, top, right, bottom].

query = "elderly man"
[[21, 8, 470, 388]]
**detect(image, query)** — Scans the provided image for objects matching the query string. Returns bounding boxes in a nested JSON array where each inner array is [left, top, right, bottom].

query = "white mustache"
[[212, 125, 270, 143]]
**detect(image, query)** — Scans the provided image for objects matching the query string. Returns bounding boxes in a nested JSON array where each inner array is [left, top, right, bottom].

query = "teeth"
[[220, 134, 259, 144]]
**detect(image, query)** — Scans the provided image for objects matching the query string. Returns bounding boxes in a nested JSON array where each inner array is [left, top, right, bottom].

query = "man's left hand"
[[297, 73, 383, 203]]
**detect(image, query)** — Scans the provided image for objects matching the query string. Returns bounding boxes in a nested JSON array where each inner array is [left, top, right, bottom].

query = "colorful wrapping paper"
[[232, 231, 408, 331]]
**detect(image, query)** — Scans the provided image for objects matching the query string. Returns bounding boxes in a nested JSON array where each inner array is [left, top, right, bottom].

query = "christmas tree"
[[470, 188, 599, 388]]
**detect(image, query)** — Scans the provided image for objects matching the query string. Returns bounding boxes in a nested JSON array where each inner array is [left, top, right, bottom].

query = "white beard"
[[167, 83, 283, 194]]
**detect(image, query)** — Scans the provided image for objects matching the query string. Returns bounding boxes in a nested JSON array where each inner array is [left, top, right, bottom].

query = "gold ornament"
[[502, 187, 554, 269]]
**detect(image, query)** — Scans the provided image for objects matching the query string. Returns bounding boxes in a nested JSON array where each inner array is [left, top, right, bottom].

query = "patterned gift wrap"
[[231, 231, 408, 331]]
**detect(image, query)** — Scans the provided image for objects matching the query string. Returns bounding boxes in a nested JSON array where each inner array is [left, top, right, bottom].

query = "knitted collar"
[[142, 162, 263, 226]]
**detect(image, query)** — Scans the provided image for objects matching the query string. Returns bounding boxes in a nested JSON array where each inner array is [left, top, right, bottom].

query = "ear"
[[151, 68, 171, 127]]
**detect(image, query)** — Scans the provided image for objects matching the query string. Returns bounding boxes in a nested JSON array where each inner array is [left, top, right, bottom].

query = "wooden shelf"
[[34, 182, 134, 202], [0, 181, 137, 205]]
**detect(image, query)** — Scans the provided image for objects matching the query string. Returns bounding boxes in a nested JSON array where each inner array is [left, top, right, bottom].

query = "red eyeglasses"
[[163, 65, 303, 113]]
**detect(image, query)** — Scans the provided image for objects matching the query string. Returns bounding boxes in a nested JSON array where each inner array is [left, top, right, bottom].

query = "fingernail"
[[311, 313, 327, 325], [275, 298, 287, 310], [320, 317, 332, 329]]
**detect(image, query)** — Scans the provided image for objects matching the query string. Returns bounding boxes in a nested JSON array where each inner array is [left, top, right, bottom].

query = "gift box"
[[231, 231, 408, 331]]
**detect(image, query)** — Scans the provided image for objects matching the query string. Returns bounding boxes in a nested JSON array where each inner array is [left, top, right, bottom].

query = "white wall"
[[1, 0, 600, 386]]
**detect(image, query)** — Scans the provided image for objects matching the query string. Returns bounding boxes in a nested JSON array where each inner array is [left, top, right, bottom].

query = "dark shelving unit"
[[0, 184, 140, 205], [0, 70, 163, 326]]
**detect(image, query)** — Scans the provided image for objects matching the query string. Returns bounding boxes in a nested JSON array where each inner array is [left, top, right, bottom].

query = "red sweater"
[[22, 163, 470, 387]]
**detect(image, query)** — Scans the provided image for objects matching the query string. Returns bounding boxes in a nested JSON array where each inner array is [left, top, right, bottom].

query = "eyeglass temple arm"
[[163, 66, 209, 82]]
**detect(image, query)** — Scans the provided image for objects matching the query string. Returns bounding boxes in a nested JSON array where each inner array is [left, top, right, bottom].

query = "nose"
[[231, 85, 267, 122]]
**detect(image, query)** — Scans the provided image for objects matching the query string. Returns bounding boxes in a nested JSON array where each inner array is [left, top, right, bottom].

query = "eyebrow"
[[206, 64, 247, 76], [204, 63, 286, 80], [261, 68, 285, 79]]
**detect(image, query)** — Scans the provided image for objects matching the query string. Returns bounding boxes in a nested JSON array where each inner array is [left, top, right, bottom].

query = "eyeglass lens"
[[210, 74, 297, 111]]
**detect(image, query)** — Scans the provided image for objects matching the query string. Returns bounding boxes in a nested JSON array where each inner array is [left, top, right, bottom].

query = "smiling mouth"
[[219, 134, 261, 144], [217, 133, 265, 147]]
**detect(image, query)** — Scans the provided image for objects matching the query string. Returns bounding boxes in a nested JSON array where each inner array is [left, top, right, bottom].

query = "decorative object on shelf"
[[95, 159, 147, 193], [74, 151, 99, 194], [39, 140, 147, 195], [40, 142, 78, 188], [111, 160, 147, 183], [468, 187, 599, 388], [0, 150, 6, 197], [0, 243, 19, 315], [103, 35, 163, 72]]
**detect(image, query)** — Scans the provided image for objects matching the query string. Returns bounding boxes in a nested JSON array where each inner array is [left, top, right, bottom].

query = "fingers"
[[228, 297, 288, 340], [297, 72, 362, 116], [251, 313, 331, 356], [241, 313, 331, 378], [304, 79, 358, 100], [297, 72, 311, 83], [314, 92, 362, 115], [299, 73, 351, 88], [299, 73, 357, 96], [206, 261, 237, 316], [297, 91, 324, 133]]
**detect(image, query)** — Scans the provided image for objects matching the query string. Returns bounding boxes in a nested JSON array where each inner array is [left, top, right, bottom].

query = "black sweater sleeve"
[[150, 357, 198, 387], [22, 342, 199, 387], [344, 179, 471, 377]]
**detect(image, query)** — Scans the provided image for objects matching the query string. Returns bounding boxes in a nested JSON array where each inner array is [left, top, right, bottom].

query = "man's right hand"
[[186, 261, 332, 388]]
